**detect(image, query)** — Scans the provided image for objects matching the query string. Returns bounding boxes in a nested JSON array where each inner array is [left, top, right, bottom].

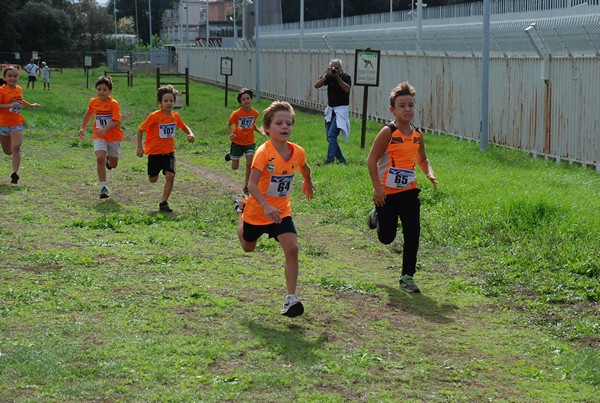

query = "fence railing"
[[178, 44, 599, 170]]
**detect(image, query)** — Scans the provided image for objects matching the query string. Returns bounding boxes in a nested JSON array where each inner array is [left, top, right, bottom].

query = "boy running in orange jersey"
[[233, 101, 315, 317], [225, 88, 265, 196], [136, 85, 195, 213], [367, 82, 438, 293], [0, 66, 40, 185], [79, 76, 124, 199]]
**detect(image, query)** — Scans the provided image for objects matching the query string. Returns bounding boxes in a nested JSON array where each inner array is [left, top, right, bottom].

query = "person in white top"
[[24, 60, 39, 90], [41, 62, 50, 91]]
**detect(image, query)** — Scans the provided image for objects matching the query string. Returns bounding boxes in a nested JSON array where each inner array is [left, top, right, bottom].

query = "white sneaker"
[[280, 294, 304, 317], [99, 186, 109, 199], [232, 194, 247, 213]]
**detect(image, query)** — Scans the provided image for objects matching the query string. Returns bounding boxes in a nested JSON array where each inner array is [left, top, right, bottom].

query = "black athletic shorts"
[[242, 216, 297, 243], [148, 152, 175, 177]]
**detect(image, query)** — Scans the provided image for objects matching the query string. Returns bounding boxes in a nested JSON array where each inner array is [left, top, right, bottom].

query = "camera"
[[331, 67, 339, 75]]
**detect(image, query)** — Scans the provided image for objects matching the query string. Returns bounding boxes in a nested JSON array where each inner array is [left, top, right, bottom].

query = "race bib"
[[238, 116, 255, 129], [96, 114, 112, 129], [385, 168, 416, 189], [266, 174, 295, 197], [159, 123, 177, 138], [9, 101, 22, 114]]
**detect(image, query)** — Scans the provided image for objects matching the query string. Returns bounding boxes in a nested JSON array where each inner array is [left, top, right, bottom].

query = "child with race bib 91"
[[136, 85, 195, 213], [79, 76, 124, 199], [366, 82, 438, 294], [233, 101, 315, 318]]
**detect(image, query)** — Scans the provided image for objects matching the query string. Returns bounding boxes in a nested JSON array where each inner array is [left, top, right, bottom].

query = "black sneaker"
[[400, 275, 421, 293], [232, 195, 246, 214], [224, 153, 231, 162], [159, 201, 173, 213], [99, 186, 109, 199], [280, 295, 304, 317], [106, 160, 112, 170], [10, 172, 19, 185], [367, 208, 378, 230]]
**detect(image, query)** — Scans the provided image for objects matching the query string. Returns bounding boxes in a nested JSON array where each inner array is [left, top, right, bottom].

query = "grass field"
[[0, 69, 598, 401]]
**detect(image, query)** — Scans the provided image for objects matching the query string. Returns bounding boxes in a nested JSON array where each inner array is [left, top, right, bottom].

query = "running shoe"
[[10, 172, 19, 185], [367, 208, 378, 230], [280, 294, 304, 317], [400, 275, 421, 293], [159, 201, 173, 213], [99, 186, 109, 199], [232, 195, 246, 213]]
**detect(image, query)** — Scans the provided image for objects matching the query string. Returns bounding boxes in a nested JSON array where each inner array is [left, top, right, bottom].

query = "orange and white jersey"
[[139, 110, 188, 155], [87, 97, 124, 142], [228, 107, 259, 146], [0, 84, 25, 126], [243, 141, 306, 225], [377, 125, 423, 195]]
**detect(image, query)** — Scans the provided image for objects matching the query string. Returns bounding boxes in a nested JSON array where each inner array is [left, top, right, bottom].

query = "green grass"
[[0, 69, 598, 401]]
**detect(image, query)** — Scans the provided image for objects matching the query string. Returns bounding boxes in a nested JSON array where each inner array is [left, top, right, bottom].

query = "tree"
[[16, 0, 73, 52], [110, 0, 178, 46], [70, 0, 114, 50], [0, 0, 22, 52]]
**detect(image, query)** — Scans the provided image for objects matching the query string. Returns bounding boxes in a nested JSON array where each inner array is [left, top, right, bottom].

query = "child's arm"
[[366, 127, 392, 207], [226, 122, 236, 140], [247, 168, 283, 224], [79, 111, 93, 139], [416, 141, 438, 190], [136, 129, 145, 157], [22, 99, 40, 109], [183, 125, 195, 143], [254, 124, 266, 136], [299, 163, 315, 200]]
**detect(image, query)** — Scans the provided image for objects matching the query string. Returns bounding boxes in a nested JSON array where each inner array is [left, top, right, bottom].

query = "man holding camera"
[[314, 59, 351, 165]]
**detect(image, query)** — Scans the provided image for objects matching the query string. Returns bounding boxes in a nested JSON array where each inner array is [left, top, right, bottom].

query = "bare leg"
[[244, 155, 253, 188], [9, 131, 23, 174], [95, 150, 107, 182], [161, 171, 175, 202], [277, 232, 299, 295]]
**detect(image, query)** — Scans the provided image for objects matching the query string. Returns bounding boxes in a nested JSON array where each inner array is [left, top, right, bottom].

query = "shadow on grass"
[[380, 284, 459, 324], [93, 199, 124, 213], [241, 319, 323, 364], [0, 184, 22, 195]]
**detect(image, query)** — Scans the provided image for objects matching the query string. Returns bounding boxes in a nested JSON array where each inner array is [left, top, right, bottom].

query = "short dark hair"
[[237, 88, 254, 104], [157, 84, 177, 103], [95, 76, 113, 90]]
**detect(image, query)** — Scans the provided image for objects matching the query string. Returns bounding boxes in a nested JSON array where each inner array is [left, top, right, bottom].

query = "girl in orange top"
[[136, 85, 195, 213], [79, 76, 124, 199], [367, 82, 438, 294], [233, 101, 314, 318], [0, 66, 40, 185]]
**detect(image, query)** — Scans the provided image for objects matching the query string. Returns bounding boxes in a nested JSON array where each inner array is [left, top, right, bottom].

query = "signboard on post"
[[221, 57, 233, 107], [84, 55, 93, 88], [354, 49, 381, 148]]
